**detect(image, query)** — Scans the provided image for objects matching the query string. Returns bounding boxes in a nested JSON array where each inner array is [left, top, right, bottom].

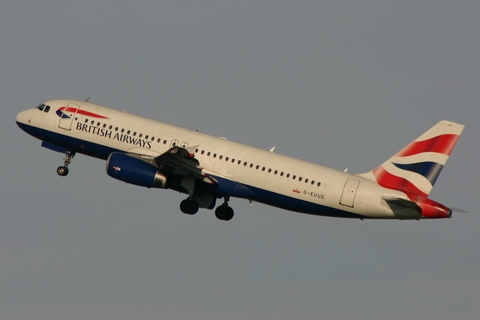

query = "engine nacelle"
[[106, 153, 167, 188]]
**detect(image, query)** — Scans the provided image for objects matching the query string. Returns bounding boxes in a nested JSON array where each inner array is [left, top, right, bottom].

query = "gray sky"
[[1, 1, 479, 319]]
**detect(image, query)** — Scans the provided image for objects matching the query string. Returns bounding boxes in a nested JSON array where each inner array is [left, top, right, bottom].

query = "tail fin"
[[359, 120, 465, 198]]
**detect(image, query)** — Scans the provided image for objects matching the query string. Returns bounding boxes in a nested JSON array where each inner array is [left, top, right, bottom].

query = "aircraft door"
[[58, 103, 80, 130], [340, 179, 360, 208]]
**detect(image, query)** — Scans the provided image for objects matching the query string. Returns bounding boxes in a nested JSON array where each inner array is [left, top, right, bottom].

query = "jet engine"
[[106, 152, 167, 188]]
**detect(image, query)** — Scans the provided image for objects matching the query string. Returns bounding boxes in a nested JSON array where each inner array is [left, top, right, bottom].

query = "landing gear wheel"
[[56, 166, 69, 176], [180, 199, 199, 215], [56, 151, 75, 177], [215, 205, 234, 221]]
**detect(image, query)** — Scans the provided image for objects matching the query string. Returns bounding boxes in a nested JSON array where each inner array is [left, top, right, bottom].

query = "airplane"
[[16, 99, 465, 221]]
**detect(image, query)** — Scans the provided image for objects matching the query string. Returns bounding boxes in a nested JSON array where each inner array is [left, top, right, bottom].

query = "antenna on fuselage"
[[84, 97, 90, 102]]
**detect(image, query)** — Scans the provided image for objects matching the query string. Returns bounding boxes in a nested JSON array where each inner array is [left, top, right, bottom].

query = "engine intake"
[[106, 153, 167, 188]]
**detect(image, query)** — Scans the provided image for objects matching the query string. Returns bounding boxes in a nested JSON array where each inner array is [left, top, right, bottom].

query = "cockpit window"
[[35, 104, 51, 113]]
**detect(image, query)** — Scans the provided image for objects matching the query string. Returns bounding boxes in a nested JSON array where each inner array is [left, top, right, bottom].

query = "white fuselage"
[[16, 99, 408, 219]]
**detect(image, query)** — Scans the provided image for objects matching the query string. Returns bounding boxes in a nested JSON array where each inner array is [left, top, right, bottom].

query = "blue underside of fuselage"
[[17, 122, 363, 219]]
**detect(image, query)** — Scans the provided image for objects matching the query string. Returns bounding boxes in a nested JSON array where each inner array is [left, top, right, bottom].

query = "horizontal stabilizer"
[[383, 197, 422, 220]]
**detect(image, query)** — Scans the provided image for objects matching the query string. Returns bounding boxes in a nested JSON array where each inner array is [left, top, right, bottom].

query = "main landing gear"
[[215, 197, 234, 221], [56, 151, 75, 177], [215, 205, 234, 221], [180, 196, 235, 221], [180, 198, 199, 215]]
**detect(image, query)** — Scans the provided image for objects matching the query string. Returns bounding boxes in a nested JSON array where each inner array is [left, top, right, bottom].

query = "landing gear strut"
[[215, 196, 234, 221], [57, 151, 75, 176]]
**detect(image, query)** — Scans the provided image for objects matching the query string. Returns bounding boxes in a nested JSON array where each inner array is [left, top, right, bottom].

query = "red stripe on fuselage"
[[60, 106, 109, 119]]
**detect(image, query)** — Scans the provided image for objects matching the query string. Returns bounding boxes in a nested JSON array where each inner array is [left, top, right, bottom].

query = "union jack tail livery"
[[369, 121, 464, 197], [358, 121, 464, 219]]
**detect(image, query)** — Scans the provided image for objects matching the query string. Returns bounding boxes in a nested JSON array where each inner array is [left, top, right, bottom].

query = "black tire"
[[56, 166, 69, 176], [215, 206, 234, 221], [223, 206, 234, 221], [215, 206, 226, 220], [180, 199, 198, 215], [188, 201, 199, 215]]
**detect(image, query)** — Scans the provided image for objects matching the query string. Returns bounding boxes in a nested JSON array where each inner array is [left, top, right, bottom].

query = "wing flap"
[[154, 146, 217, 184]]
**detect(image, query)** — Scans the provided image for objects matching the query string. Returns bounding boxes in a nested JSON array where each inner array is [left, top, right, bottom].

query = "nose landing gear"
[[57, 151, 75, 176]]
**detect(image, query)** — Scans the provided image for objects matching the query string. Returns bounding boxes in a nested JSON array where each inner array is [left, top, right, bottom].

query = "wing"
[[150, 146, 217, 185], [126, 146, 255, 199]]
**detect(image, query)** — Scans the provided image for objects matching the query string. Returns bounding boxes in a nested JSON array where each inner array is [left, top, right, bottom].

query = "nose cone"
[[16, 109, 31, 125], [16, 109, 36, 136]]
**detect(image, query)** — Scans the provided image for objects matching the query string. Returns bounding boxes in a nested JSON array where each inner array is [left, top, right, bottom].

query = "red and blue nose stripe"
[[56, 106, 109, 119]]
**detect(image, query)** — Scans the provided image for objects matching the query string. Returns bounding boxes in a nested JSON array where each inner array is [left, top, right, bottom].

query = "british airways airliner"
[[16, 99, 464, 221]]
